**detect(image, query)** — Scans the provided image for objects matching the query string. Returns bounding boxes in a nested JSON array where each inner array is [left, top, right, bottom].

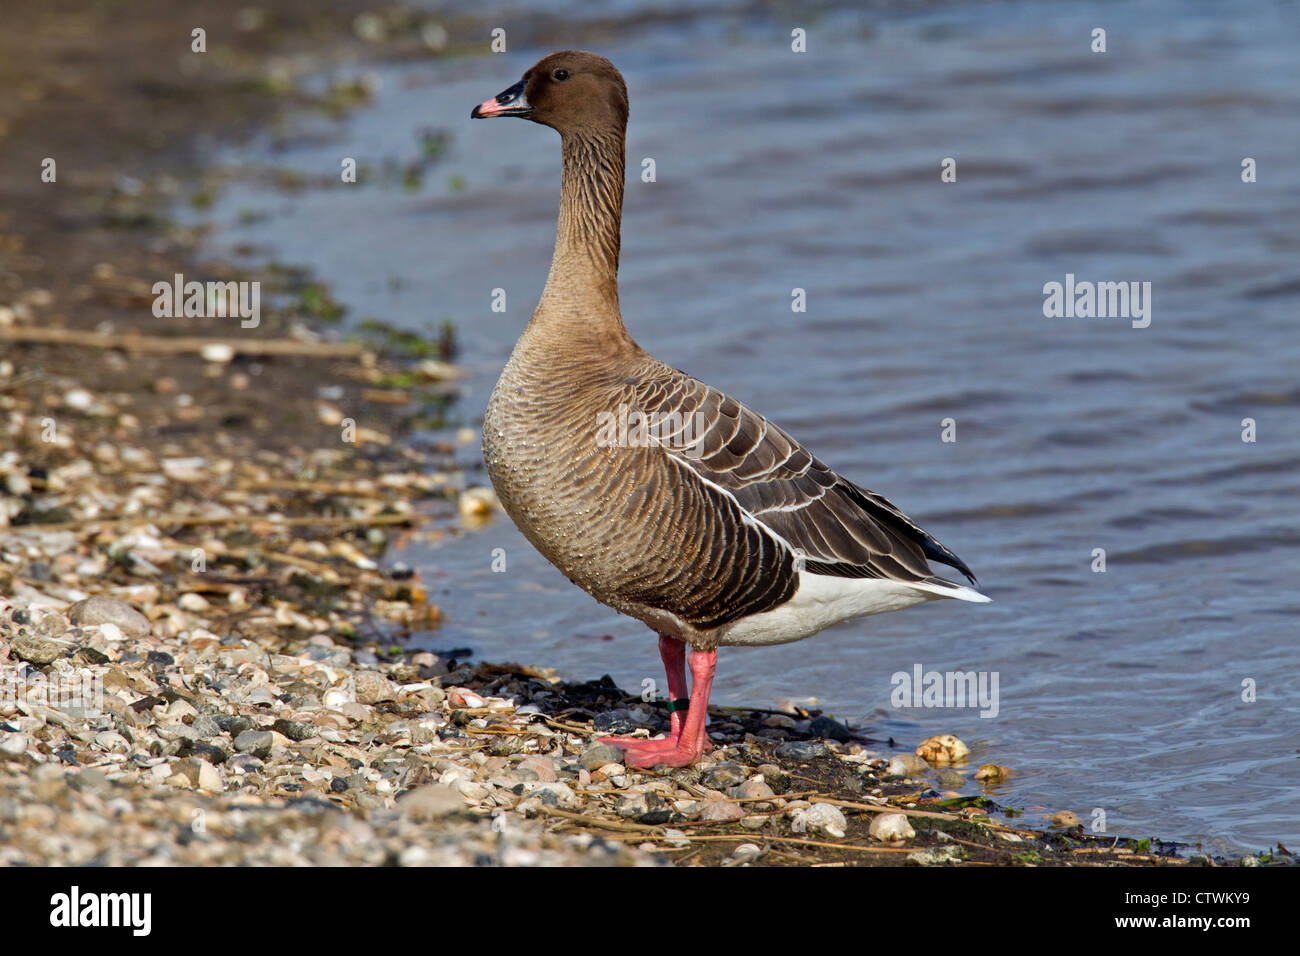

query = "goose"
[[471, 51, 989, 768]]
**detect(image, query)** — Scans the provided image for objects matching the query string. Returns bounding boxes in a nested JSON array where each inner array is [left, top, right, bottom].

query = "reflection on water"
[[193, 1, 1300, 853]]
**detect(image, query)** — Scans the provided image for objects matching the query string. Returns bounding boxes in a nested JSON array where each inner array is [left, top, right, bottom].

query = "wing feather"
[[630, 371, 978, 589]]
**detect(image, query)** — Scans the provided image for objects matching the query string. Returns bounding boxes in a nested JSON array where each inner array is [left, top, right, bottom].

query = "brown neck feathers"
[[533, 125, 628, 332]]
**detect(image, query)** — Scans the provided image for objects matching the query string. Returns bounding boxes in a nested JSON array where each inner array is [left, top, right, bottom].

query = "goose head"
[[471, 50, 628, 134]]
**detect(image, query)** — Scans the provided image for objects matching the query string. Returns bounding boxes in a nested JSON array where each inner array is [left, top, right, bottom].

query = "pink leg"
[[598, 635, 688, 748], [610, 650, 716, 768]]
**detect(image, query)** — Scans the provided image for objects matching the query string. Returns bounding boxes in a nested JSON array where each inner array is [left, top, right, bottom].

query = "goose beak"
[[471, 79, 532, 119]]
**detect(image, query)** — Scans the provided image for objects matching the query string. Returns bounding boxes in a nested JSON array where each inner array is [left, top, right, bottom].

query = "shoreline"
[[0, 2, 1277, 867]]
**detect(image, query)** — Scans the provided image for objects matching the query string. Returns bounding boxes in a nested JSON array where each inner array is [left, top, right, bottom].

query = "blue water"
[[191, 0, 1300, 854]]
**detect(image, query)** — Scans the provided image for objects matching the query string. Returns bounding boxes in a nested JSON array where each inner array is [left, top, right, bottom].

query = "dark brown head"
[[471, 51, 628, 135]]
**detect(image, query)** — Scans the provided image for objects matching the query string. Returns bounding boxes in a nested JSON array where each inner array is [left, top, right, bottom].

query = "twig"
[[0, 326, 368, 359], [9, 511, 419, 533]]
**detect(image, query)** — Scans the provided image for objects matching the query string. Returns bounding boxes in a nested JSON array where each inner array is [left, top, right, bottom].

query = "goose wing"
[[626, 370, 980, 593]]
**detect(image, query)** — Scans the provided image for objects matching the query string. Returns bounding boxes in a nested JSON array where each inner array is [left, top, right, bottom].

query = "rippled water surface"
[[193, 1, 1300, 853]]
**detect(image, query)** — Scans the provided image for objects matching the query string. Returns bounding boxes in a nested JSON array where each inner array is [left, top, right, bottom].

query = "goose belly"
[[717, 572, 936, 647]]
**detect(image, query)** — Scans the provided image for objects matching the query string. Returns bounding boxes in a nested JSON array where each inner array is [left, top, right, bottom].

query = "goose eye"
[[552, 69, 570, 82]]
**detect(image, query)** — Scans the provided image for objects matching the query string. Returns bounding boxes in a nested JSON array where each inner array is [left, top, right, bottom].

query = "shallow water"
[[193, 1, 1300, 853]]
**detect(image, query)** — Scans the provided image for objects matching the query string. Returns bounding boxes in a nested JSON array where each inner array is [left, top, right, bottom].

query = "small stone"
[[809, 715, 852, 741], [354, 671, 397, 704], [458, 487, 499, 522], [975, 763, 1013, 782], [934, 769, 965, 789], [174, 758, 223, 791], [1, 734, 29, 757], [227, 753, 263, 774], [907, 845, 965, 866], [63, 388, 94, 411], [592, 710, 636, 735], [579, 744, 623, 771], [177, 592, 210, 612], [67, 597, 151, 639], [214, 714, 254, 737], [700, 761, 748, 789], [887, 754, 930, 777], [915, 734, 970, 766], [11, 631, 64, 666], [616, 790, 662, 819], [515, 756, 558, 783], [398, 845, 430, 866], [192, 743, 228, 765], [869, 812, 916, 842], [774, 740, 829, 761], [1049, 811, 1082, 828], [729, 778, 775, 802], [761, 714, 796, 729], [794, 802, 847, 839], [233, 729, 273, 758], [697, 801, 745, 823], [271, 718, 316, 742], [189, 715, 221, 739], [199, 343, 235, 364], [5, 471, 31, 496], [661, 828, 690, 848], [526, 782, 578, 809]]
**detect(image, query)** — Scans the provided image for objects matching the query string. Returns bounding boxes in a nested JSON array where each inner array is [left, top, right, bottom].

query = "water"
[[192, 0, 1300, 854]]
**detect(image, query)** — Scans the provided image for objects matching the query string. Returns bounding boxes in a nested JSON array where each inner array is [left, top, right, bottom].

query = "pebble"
[[700, 762, 749, 789], [67, 597, 151, 639], [975, 763, 1013, 782], [729, 778, 775, 802], [697, 801, 745, 823], [271, 719, 316, 742], [869, 812, 916, 842], [774, 740, 830, 761], [10, 631, 64, 666], [579, 744, 624, 771], [177, 592, 211, 612], [934, 770, 965, 789], [174, 758, 223, 792], [808, 715, 852, 741], [887, 754, 930, 777], [1049, 811, 1082, 828], [909, 846, 965, 866], [458, 487, 499, 522], [794, 802, 847, 839], [592, 710, 635, 735], [233, 729, 273, 758], [915, 734, 970, 766], [526, 782, 578, 810], [616, 791, 663, 819]]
